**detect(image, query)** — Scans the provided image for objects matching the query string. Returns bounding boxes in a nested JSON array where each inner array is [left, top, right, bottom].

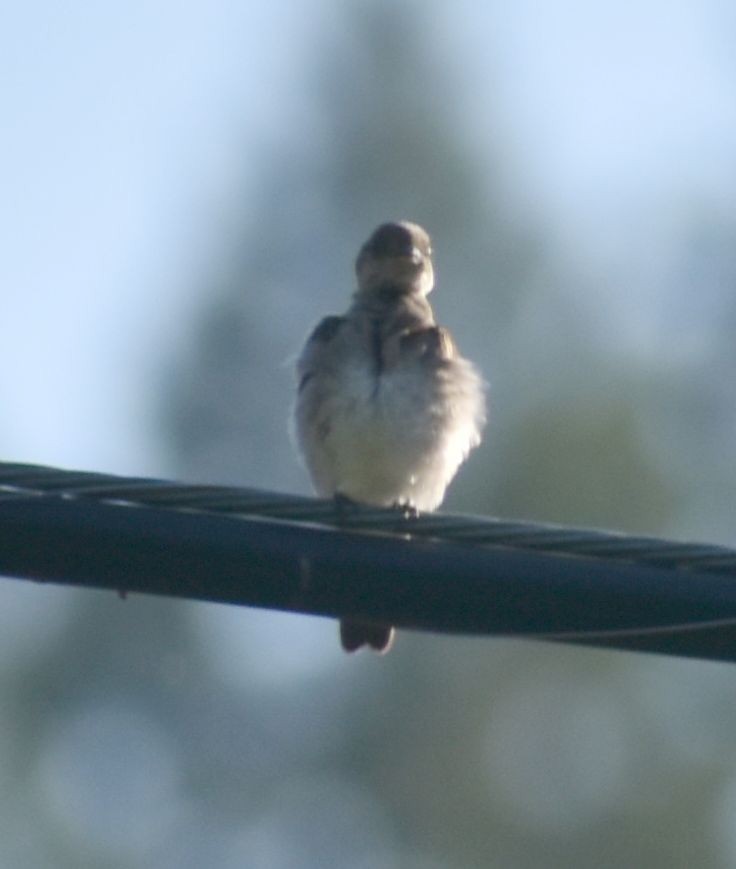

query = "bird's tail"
[[340, 619, 395, 654]]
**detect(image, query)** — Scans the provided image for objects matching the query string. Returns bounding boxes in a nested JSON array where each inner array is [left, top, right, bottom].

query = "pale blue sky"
[[1, 0, 734, 474]]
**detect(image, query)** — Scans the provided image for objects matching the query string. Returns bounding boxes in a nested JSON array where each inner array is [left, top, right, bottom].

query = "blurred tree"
[[156, 3, 695, 869], [4, 4, 735, 869], [494, 389, 676, 532]]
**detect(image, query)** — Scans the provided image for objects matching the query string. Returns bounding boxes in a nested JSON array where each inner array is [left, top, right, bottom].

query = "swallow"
[[293, 221, 486, 652]]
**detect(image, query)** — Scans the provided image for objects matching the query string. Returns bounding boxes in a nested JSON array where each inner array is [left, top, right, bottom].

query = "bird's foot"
[[391, 501, 419, 520], [333, 493, 418, 523], [333, 492, 360, 523]]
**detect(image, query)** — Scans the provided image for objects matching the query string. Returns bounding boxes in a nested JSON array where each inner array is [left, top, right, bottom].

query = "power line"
[[1, 461, 736, 662]]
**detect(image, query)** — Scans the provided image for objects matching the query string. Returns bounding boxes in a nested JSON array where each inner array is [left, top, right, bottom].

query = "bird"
[[293, 221, 486, 653]]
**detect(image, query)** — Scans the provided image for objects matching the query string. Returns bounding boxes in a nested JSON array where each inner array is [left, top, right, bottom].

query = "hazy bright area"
[[2, 1, 736, 866]]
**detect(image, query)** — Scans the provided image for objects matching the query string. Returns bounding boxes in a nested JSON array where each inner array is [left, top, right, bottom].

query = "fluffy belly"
[[330, 414, 422, 501], [322, 371, 454, 510]]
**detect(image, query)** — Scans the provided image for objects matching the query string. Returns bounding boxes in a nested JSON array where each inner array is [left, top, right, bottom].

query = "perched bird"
[[293, 221, 486, 653]]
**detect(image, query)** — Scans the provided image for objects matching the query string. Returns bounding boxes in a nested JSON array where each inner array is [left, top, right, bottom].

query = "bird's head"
[[355, 221, 434, 299]]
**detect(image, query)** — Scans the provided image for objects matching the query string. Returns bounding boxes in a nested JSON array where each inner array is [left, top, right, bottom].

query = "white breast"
[[305, 353, 484, 511]]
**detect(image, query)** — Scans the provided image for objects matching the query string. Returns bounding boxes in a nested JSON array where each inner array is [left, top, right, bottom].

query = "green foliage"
[[151, 4, 734, 869], [493, 391, 676, 532]]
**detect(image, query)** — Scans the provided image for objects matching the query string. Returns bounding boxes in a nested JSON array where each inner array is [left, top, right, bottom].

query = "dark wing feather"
[[297, 316, 346, 392]]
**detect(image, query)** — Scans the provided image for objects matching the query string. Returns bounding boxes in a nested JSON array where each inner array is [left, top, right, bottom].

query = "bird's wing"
[[297, 315, 347, 392], [385, 324, 456, 367]]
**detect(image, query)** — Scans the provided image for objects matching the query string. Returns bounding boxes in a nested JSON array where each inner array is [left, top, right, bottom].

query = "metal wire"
[[2, 460, 736, 663], [1, 461, 735, 572]]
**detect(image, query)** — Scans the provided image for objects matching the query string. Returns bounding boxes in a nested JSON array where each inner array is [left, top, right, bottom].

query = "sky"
[[1, 0, 734, 476], [2, 7, 736, 862]]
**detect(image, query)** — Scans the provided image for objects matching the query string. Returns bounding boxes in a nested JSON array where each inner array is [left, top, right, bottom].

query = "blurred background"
[[2, 0, 736, 865]]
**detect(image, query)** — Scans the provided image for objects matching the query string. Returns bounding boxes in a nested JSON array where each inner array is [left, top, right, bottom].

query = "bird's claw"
[[333, 492, 360, 523], [333, 494, 418, 522], [391, 501, 419, 520]]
